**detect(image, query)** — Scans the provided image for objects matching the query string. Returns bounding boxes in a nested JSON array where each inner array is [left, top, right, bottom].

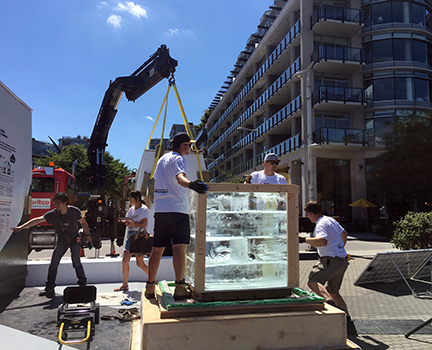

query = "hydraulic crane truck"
[[84, 45, 178, 249]]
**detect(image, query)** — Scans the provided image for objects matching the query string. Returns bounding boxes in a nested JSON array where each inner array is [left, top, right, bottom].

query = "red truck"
[[29, 163, 77, 251]]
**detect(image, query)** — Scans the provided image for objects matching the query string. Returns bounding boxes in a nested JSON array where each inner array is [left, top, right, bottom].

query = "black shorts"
[[153, 213, 190, 247]]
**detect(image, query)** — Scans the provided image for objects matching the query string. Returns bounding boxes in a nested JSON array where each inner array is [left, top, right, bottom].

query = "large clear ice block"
[[186, 190, 289, 291]]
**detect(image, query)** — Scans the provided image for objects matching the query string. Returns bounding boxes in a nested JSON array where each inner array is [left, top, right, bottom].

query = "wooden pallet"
[[136, 286, 360, 350]]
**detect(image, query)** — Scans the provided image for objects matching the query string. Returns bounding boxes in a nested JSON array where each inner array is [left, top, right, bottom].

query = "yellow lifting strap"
[[145, 76, 204, 181]]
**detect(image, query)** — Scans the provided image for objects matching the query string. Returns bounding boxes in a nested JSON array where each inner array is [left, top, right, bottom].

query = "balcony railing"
[[312, 46, 364, 64], [207, 95, 301, 170], [313, 127, 368, 146], [207, 57, 301, 155], [210, 134, 301, 182], [311, 5, 363, 28], [208, 19, 301, 138], [312, 86, 365, 105]]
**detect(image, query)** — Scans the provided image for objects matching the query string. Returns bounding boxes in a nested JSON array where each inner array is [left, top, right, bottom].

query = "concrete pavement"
[[299, 232, 432, 350], [5, 232, 432, 349]]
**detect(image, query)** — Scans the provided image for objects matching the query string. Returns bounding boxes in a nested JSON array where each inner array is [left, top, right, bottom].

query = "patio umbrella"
[[349, 198, 376, 208]]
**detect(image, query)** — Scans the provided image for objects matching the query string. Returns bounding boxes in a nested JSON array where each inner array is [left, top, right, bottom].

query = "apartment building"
[[205, 0, 432, 224]]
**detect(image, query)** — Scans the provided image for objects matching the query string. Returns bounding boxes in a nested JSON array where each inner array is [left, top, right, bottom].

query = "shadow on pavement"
[[348, 335, 390, 349], [356, 279, 431, 297]]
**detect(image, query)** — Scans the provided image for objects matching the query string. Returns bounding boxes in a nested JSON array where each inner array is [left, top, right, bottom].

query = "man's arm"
[[78, 217, 92, 243], [341, 230, 348, 246], [177, 172, 209, 194], [300, 236, 328, 247], [176, 172, 190, 188], [11, 216, 46, 233]]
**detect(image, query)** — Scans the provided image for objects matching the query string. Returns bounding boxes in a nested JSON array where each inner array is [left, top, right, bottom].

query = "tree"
[[371, 114, 432, 219], [194, 108, 214, 134], [33, 144, 130, 197], [392, 212, 432, 250]]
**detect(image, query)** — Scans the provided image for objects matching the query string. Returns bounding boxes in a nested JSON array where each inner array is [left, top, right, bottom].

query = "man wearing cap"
[[248, 153, 288, 184], [145, 132, 208, 300]]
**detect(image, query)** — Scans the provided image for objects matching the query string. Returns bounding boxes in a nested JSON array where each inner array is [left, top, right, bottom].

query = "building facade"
[[205, 0, 432, 225]]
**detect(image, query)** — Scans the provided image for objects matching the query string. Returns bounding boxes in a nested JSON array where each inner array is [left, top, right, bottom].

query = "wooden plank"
[[194, 192, 207, 292], [287, 191, 299, 287], [141, 293, 348, 350]]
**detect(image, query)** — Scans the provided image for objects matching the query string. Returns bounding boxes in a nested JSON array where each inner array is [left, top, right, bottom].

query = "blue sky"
[[1, 0, 268, 168]]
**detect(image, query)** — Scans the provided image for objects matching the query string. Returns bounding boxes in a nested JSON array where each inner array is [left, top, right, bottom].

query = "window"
[[374, 78, 394, 101], [393, 39, 412, 61], [413, 40, 427, 64], [412, 3, 426, 26], [372, 40, 393, 62], [31, 177, 55, 193]]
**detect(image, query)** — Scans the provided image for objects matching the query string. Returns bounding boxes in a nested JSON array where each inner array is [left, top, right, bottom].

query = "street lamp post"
[[293, 63, 316, 213]]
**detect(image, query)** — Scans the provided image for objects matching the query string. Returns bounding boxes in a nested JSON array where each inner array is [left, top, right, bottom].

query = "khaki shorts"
[[308, 256, 348, 294]]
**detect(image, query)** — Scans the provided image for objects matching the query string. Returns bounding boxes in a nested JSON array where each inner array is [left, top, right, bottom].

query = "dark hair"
[[304, 201, 321, 215], [129, 190, 142, 202], [53, 192, 68, 203]]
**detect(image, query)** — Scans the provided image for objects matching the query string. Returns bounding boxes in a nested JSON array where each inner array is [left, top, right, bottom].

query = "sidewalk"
[[299, 232, 432, 350]]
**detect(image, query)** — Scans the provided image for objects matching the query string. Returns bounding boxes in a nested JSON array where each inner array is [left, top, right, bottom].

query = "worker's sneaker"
[[39, 288, 55, 298], [173, 280, 191, 301], [145, 280, 156, 299]]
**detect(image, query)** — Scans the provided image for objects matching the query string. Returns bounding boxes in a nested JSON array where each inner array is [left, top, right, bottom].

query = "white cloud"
[[115, 1, 147, 18], [145, 116, 154, 121], [107, 14, 122, 28], [164, 28, 194, 37]]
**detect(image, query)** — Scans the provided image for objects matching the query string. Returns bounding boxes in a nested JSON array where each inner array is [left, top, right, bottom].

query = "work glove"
[[189, 180, 209, 194], [299, 236, 306, 244]]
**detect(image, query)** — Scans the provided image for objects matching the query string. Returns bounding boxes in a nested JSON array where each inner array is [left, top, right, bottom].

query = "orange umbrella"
[[349, 198, 376, 208]]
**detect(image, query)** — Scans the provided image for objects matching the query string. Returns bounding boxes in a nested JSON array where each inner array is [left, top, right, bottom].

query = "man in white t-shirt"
[[247, 153, 288, 184], [301, 200, 356, 335], [145, 132, 208, 300]]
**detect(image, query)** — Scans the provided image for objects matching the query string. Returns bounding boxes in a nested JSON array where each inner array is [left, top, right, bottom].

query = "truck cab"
[[29, 163, 76, 251]]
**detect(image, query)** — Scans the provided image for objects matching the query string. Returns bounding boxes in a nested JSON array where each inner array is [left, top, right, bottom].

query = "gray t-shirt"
[[44, 206, 82, 243]]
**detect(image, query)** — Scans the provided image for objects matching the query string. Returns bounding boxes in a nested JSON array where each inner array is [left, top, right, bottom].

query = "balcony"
[[311, 5, 363, 36], [312, 46, 364, 74], [313, 127, 368, 146], [312, 86, 365, 112]]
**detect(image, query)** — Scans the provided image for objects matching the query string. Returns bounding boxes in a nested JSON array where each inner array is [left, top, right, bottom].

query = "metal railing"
[[210, 134, 301, 182], [208, 19, 300, 138], [313, 127, 368, 146], [207, 57, 301, 155], [312, 46, 364, 64], [311, 5, 363, 28], [312, 86, 365, 105]]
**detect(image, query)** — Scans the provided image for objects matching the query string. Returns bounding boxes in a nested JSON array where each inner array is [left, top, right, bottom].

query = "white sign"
[[0, 81, 32, 251], [31, 198, 51, 209]]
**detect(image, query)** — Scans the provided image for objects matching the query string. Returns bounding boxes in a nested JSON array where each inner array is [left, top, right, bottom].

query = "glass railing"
[[312, 46, 364, 64], [313, 127, 368, 146], [208, 94, 301, 170], [312, 86, 365, 105], [208, 19, 301, 138], [208, 57, 301, 155], [210, 133, 301, 181], [311, 5, 363, 28]]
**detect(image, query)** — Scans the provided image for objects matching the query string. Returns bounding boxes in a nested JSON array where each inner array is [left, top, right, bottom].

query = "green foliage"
[[33, 144, 130, 197], [220, 170, 245, 183], [370, 114, 432, 216], [391, 211, 432, 250], [193, 108, 214, 134]]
